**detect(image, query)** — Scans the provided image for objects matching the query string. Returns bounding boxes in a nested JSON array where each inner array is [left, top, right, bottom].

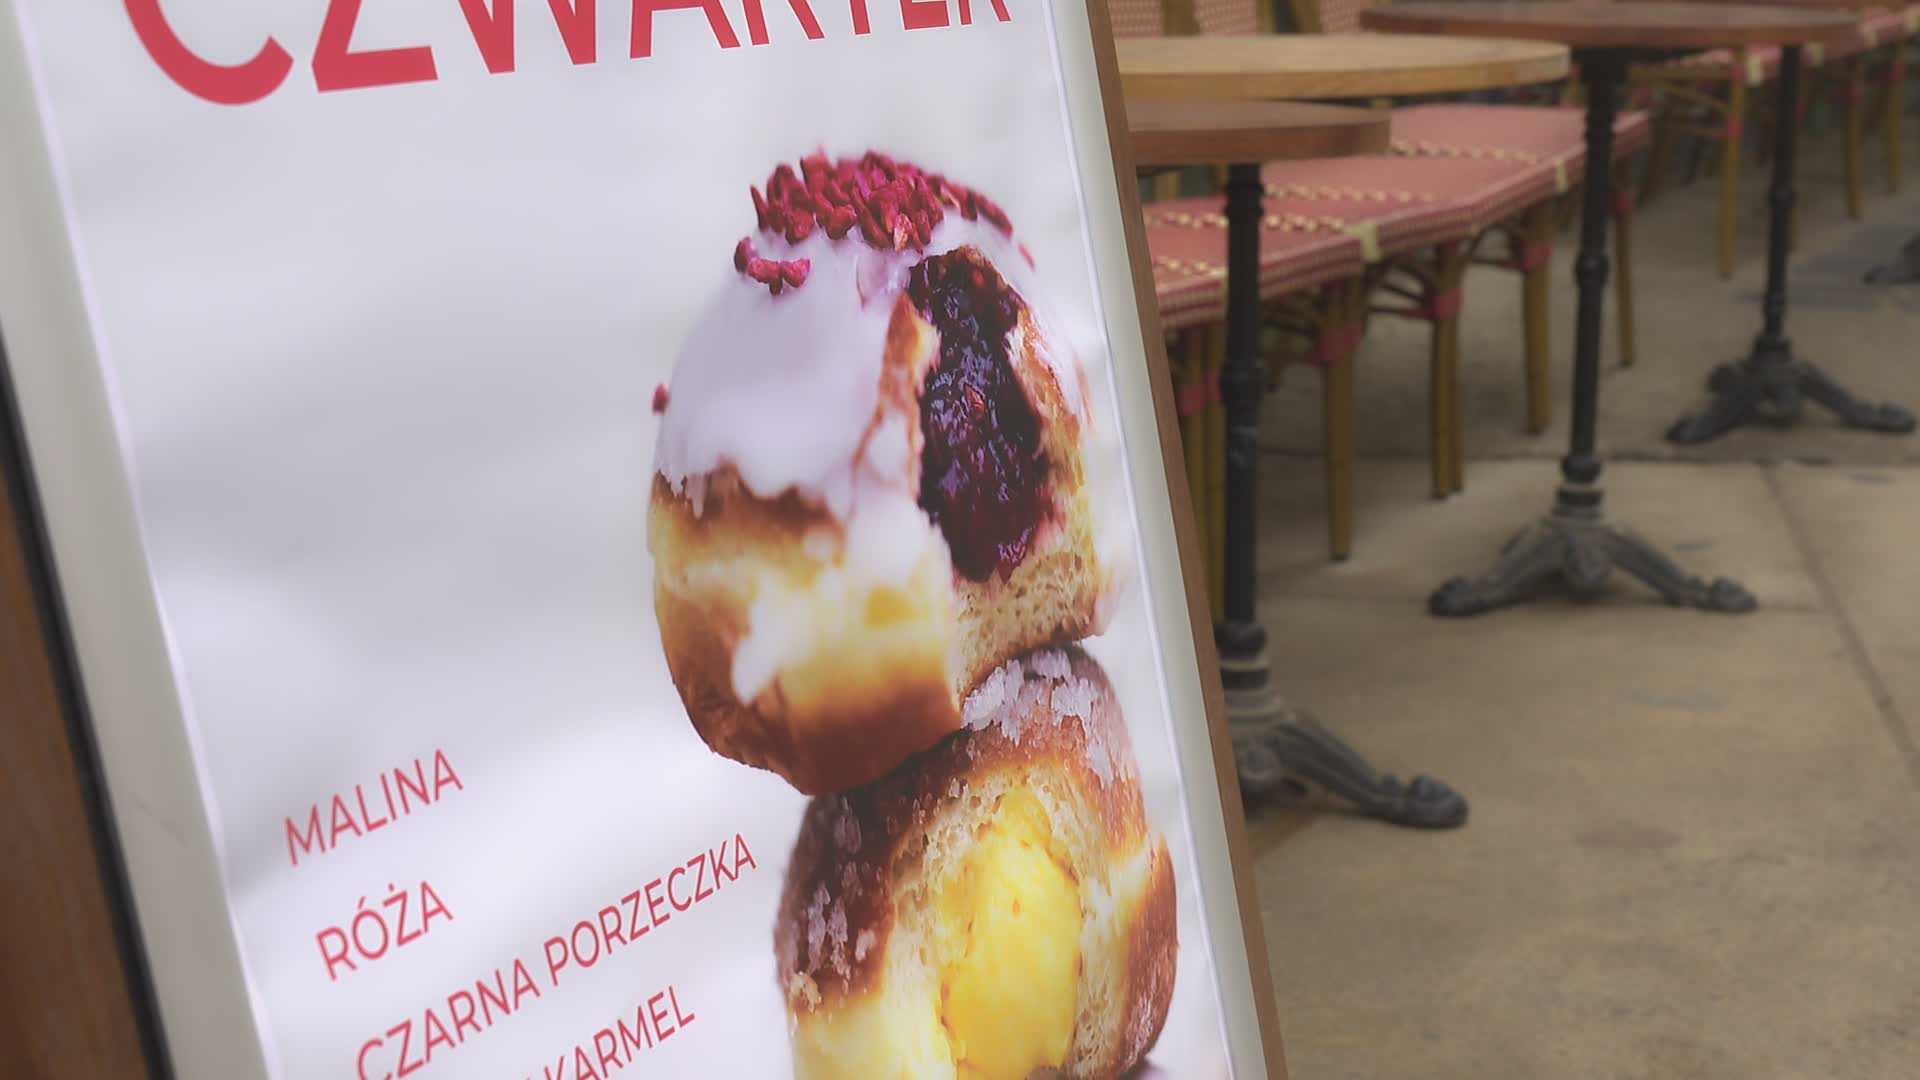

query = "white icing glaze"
[[652, 210, 1086, 523]]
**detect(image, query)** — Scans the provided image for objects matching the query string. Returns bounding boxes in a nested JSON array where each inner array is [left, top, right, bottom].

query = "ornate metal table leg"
[[1863, 233, 1920, 285], [1216, 163, 1466, 828], [1430, 52, 1754, 618], [1668, 48, 1916, 444], [1232, 693, 1468, 829]]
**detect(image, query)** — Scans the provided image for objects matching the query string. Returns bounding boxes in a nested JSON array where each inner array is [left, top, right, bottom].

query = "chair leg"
[[1719, 71, 1748, 279], [1612, 163, 1638, 369], [1887, 50, 1906, 194], [1427, 313, 1452, 500], [1520, 204, 1553, 432], [1641, 102, 1679, 206], [1436, 243, 1469, 495], [1322, 354, 1354, 562], [1845, 57, 1866, 220]]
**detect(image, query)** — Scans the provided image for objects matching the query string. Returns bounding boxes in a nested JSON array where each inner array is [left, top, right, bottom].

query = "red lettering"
[[544, 936, 569, 985], [622, 889, 647, 940], [124, 0, 293, 105], [477, 969, 513, 1025], [617, 1010, 653, 1055], [692, 854, 713, 902], [665, 865, 690, 910], [571, 920, 602, 969], [598, 904, 629, 948], [396, 759, 432, 811], [670, 985, 696, 1032], [329, 795, 363, 847], [357, 1034, 390, 1080], [548, 0, 598, 63], [849, 0, 871, 33], [630, 0, 741, 58], [647, 991, 673, 1040], [899, 0, 946, 30], [645, 876, 672, 927], [286, 807, 325, 866], [740, 0, 824, 45], [390, 1019, 421, 1078], [986, 0, 1009, 20], [447, 989, 482, 1042], [432, 749, 464, 794], [709, 840, 738, 885], [313, 0, 438, 92], [733, 831, 757, 874], [356, 783, 390, 832], [512, 959, 542, 1006], [421, 1008, 455, 1063], [593, 1028, 620, 1073], [574, 1045, 602, 1080], [459, 0, 516, 73]]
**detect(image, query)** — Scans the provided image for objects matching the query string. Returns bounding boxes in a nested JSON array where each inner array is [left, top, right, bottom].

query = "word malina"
[[285, 751, 464, 867], [126, 0, 1012, 106]]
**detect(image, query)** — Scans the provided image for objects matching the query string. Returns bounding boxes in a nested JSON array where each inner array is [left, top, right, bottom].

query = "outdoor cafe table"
[[1359, 3, 1857, 619], [1117, 37, 1570, 827], [1645, 0, 1917, 441]]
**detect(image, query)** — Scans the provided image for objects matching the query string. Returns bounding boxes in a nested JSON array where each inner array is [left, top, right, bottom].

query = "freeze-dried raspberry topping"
[[733, 151, 1021, 294]]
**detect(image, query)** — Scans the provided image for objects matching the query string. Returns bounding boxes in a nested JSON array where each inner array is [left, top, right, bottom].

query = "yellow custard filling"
[[937, 791, 1082, 1080]]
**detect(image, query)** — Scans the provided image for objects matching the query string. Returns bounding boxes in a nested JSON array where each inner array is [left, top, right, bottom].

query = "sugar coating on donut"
[[651, 151, 1085, 527], [960, 649, 1123, 788]]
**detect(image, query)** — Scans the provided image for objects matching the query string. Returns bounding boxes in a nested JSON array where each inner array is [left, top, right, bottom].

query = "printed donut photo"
[[774, 647, 1176, 1080], [648, 151, 1119, 798]]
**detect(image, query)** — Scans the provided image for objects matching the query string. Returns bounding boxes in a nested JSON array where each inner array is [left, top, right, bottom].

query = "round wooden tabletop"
[[1115, 33, 1570, 101], [1361, 2, 1857, 49], [1653, 0, 1892, 13], [1126, 100, 1391, 166]]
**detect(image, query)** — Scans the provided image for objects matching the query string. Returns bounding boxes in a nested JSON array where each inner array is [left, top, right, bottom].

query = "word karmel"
[[126, 0, 1013, 107]]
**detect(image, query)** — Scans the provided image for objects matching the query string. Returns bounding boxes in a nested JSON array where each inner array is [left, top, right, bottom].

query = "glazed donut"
[[649, 151, 1118, 796], [773, 647, 1175, 1080]]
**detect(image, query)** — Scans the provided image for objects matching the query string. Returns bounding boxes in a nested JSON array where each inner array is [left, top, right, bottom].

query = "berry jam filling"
[[908, 252, 1052, 583]]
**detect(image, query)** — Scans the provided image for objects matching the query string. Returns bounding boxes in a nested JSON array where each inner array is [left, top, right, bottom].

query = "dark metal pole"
[[1665, 43, 1912, 442], [1210, 160, 1468, 828], [1759, 46, 1800, 348], [1218, 162, 1264, 637], [1561, 51, 1622, 495]]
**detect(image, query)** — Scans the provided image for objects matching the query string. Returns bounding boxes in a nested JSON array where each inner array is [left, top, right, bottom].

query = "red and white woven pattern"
[[1315, 0, 1369, 33], [1192, 0, 1261, 35], [1664, 45, 1783, 86], [1144, 199, 1367, 328], [1862, 8, 1915, 46], [1106, 0, 1164, 39], [1262, 155, 1558, 247], [1388, 105, 1653, 190]]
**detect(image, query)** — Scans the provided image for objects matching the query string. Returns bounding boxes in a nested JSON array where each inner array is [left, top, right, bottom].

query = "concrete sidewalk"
[[1246, 127, 1920, 1079]]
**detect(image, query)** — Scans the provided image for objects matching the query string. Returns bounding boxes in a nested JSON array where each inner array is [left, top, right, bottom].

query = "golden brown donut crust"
[[649, 244, 1108, 797], [774, 647, 1176, 1078]]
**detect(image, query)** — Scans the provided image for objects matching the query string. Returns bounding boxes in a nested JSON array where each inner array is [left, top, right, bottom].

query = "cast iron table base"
[[1668, 47, 1915, 444], [1863, 233, 1920, 287], [1213, 163, 1467, 828], [1429, 50, 1753, 618]]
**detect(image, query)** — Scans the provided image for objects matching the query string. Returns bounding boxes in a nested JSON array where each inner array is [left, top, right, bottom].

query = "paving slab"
[[1245, 601, 1920, 1080], [1770, 462, 1920, 777], [1254, 459, 1820, 613]]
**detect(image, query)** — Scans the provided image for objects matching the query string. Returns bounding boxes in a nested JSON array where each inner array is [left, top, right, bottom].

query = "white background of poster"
[[0, 0, 1271, 1076]]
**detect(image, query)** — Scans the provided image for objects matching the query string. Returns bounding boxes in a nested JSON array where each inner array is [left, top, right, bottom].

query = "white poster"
[[3, 1, 1265, 1077]]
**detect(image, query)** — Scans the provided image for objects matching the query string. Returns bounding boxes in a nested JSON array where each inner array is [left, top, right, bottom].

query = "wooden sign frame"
[[0, 1, 1287, 1075]]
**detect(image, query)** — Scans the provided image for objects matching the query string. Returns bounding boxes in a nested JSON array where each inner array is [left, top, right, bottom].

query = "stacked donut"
[[649, 151, 1176, 1080]]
